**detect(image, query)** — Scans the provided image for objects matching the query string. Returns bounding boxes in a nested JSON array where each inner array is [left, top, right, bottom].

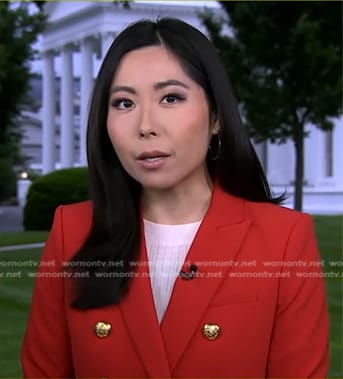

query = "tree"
[[0, 1, 46, 160], [201, 2, 342, 210], [0, 1, 46, 200]]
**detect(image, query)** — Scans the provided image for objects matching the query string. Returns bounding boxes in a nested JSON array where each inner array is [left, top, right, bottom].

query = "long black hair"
[[69, 18, 284, 309]]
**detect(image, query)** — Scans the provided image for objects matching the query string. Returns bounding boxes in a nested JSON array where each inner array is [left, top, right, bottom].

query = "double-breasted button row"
[[94, 321, 221, 340]]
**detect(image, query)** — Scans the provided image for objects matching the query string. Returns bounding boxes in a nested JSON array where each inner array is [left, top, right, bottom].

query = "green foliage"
[[203, 2, 341, 140], [202, 2, 342, 210], [0, 2, 46, 162], [23, 167, 89, 230], [0, 158, 17, 201]]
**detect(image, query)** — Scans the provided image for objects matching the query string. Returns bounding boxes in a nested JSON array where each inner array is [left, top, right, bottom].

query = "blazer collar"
[[119, 184, 251, 376]]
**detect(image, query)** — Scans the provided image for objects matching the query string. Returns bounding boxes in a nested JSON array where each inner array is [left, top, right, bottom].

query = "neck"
[[142, 176, 213, 225]]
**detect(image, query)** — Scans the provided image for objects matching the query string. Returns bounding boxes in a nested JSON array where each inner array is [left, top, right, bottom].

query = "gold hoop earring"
[[208, 134, 221, 161]]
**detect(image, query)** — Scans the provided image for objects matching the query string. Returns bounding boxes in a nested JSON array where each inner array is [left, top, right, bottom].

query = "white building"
[[22, 1, 343, 213]]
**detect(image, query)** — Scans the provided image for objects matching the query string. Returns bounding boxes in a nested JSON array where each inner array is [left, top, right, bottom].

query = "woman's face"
[[107, 45, 218, 191]]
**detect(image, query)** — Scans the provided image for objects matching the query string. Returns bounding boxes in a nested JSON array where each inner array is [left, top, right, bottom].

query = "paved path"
[[0, 242, 45, 253], [0, 206, 24, 232], [0, 207, 44, 253]]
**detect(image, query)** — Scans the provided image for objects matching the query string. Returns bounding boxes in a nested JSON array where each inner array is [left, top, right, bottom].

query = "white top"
[[143, 219, 201, 323]]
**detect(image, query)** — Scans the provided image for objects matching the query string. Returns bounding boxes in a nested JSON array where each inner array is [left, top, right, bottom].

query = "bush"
[[23, 167, 89, 230], [0, 158, 17, 202]]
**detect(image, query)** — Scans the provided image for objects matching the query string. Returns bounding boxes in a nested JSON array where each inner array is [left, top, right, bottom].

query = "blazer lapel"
[[119, 236, 171, 377], [160, 185, 251, 373]]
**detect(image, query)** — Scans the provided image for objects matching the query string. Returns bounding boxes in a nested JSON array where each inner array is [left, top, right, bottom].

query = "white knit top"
[[143, 219, 201, 323]]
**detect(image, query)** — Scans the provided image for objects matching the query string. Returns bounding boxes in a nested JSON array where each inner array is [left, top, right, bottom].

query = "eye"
[[161, 93, 186, 104], [111, 98, 134, 110]]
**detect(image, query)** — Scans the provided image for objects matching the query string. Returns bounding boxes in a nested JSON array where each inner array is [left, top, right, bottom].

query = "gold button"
[[203, 323, 221, 340], [95, 321, 111, 338]]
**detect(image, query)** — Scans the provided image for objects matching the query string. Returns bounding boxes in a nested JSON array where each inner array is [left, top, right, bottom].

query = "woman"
[[22, 18, 329, 377]]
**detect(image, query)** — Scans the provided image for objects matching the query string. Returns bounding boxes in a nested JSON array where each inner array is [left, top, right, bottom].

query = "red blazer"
[[22, 185, 329, 377]]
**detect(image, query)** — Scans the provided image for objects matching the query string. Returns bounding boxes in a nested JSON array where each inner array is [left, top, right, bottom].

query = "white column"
[[80, 37, 94, 166], [267, 141, 294, 186], [101, 32, 115, 59], [17, 179, 32, 207], [252, 140, 267, 171], [60, 44, 74, 168], [42, 51, 55, 174], [305, 125, 323, 186], [333, 117, 343, 188]]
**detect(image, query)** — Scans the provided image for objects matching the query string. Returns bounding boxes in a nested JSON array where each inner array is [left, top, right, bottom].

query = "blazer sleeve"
[[21, 206, 75, 377], [267, 214, 330, 378]]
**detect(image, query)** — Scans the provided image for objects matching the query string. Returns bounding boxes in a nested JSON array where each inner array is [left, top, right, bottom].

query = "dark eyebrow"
[[110, 86, 136, 95], [153, 80, 190, 91], [110, 79, 189, 96]]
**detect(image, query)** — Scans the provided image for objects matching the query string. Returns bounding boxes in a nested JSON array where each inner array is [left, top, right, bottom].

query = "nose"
[[138, 103, 158, 139], [139, 129, 157, 138]]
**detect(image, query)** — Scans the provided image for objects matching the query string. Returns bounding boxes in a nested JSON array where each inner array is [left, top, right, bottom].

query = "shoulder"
[[219, 190, 319, 264], [57, 200, 93, 221], [216, 186, 315, 241], [56, 200, 93, 231], [243, 197, 313, 230], [215, 184, 311, 229], [52, 201, 93, 257], [241, 197, 316, 254]]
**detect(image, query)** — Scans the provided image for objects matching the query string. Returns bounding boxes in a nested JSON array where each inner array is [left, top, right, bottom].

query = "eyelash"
[[110, 93, 186, 109], [162, 93, 186, 103], [111, 98, 133, 109]]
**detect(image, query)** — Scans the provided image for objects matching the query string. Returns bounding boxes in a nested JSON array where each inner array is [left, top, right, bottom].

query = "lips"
[[137, 151, 170, 160], [136, 150, 171, 169]]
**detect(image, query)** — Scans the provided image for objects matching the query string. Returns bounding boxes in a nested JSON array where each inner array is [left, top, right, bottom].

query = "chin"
[[141, 182, 176, 192], [137, 177, 180, 191]]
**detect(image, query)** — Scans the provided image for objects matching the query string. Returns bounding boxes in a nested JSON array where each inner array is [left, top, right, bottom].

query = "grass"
[[313, 215, 343, 378], [0, 231, 49, 247], [0, 216, 342, 377], [0, 248, 42, 377]]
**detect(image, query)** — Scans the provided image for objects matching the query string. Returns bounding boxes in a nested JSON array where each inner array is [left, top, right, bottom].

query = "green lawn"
[[0, 248, 42, 377], [313, 215, 343, 378], [0, 216, 342, 377], [0, 231, 49, 247]]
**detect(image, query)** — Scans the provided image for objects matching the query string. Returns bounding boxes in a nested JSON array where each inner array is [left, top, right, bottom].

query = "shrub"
[[0, 158, 17, 202], [23, 167, 89, 230]]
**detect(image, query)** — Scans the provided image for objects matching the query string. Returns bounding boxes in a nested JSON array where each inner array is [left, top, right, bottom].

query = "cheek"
[[181, 108, 211, 145], [107, 118, 128, 154], [107, 126, 132, 171], [106, 118, 138, 177], [107, 124, 118, 149], [107, 111, 138, 150]]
